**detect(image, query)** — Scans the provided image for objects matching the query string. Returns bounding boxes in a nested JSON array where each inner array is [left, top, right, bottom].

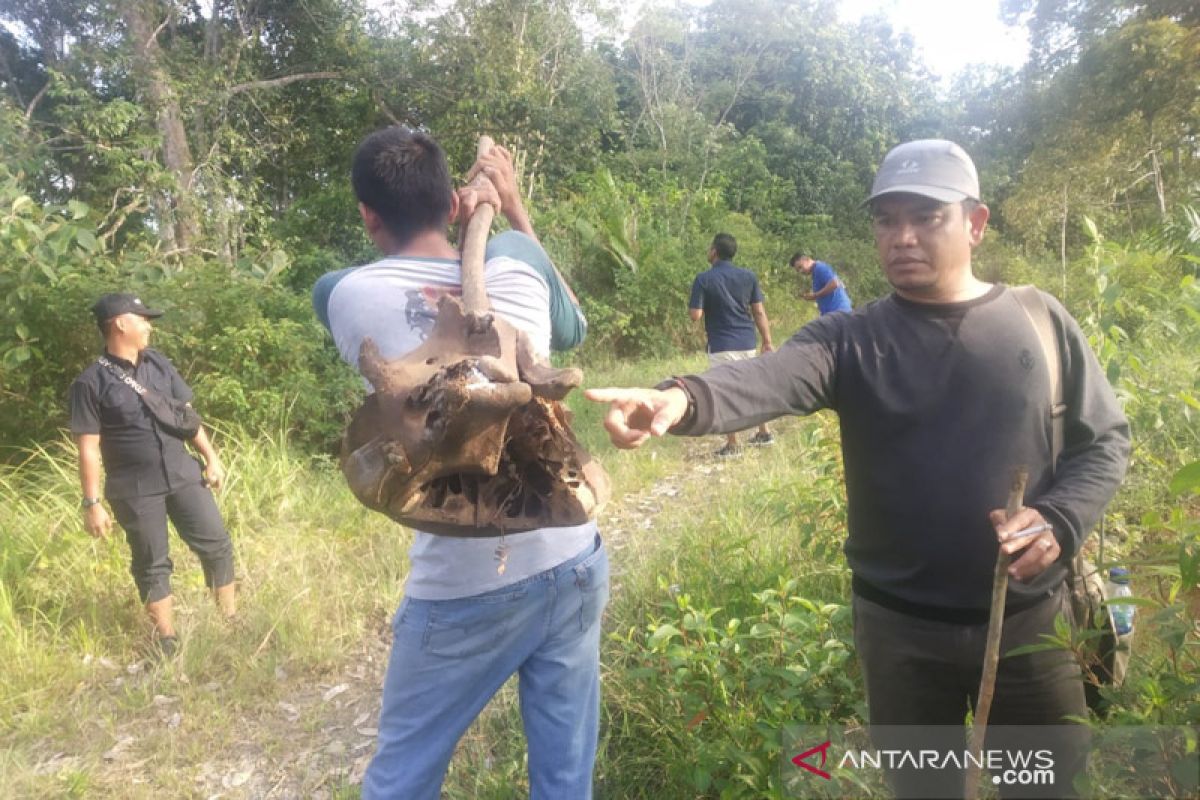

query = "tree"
[[999, 15, 1199, 250], [368, 0, 618, 201], [0, 0, 369, 262]]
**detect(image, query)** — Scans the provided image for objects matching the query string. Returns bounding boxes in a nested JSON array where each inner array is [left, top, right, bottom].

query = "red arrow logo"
[[791, 740, 833, 780]]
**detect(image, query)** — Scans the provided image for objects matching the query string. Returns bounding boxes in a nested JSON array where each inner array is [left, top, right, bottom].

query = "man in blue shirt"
[[792, 253, 852, 314], [688, 233, 774, 456]]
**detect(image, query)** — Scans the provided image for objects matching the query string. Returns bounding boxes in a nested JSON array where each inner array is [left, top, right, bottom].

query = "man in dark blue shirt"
[[688, 233, 774, 456], [792, 253, 852, 314]]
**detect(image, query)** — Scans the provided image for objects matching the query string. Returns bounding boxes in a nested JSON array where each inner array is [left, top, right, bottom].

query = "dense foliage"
[[4, 0, 1193, 451]]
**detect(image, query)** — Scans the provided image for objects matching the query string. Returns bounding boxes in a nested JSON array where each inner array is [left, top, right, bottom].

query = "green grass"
[[0, 427, 409, 798], [1, 349, 1196, 799], [0, 353, 716, 798]]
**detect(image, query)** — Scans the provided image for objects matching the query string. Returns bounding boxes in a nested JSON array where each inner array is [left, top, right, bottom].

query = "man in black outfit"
[[587, 140, 1130, 797], [70, 293, 236, 656]]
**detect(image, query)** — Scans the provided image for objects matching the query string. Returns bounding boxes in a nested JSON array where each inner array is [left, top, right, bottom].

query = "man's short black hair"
[[711, 233, 737, 261], [351, 127, 454, 246], [789, 252, 809, 267]]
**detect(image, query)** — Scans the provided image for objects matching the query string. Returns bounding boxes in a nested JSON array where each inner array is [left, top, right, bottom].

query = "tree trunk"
[[1149, 145, 1167, 220], [122, 0, 200, 251]]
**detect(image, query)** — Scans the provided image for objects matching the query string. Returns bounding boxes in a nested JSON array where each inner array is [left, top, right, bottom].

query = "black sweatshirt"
[[673, 285, 1130, 613]]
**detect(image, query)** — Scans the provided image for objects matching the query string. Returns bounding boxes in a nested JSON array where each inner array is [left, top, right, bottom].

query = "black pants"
[[110, 481, 234, 604], [853, 584, 1089, 799]]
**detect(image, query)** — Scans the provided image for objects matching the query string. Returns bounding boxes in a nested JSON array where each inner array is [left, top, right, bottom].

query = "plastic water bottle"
[[1106, 567, 1135, 636]]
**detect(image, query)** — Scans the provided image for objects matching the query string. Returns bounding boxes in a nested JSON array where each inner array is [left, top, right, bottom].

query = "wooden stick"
[[460, 135, 496, 314], [965, 466, 1028, 800]]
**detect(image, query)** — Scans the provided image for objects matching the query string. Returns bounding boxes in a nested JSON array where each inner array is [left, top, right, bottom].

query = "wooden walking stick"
[[964, 466, 1028, 800], [339, 135, 609, 536]]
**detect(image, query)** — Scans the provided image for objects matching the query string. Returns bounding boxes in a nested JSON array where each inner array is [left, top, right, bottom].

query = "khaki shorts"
[[707, 349, 757, 368]]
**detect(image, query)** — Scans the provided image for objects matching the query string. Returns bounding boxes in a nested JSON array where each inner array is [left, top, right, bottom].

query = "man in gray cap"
[[69, 293, 236, 658], [586, 139, 1129, 797]]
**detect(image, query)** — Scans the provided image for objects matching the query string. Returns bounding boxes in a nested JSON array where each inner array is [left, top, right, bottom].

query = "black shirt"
[[688, 260, 765, 353], [69, 348, 203, 499], [673, 285, 1130, 611]]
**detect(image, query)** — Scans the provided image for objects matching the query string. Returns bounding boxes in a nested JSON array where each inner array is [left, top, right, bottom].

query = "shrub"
[[613, 579, 859, 796]]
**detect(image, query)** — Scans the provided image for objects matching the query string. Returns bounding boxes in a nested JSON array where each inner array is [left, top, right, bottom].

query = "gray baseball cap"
[[867, 139, 980, 204]]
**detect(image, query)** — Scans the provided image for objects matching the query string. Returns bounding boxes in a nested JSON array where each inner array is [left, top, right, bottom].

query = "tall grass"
[[0, 424, 408, 798], [1, 329, 1195, 798], [0, 353, 712, 797]]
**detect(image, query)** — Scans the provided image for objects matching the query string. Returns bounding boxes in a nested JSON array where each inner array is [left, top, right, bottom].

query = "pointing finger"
[[584, 387, 629, 404]]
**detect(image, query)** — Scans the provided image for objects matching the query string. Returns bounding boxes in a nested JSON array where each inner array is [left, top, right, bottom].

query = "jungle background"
[[1, 0, 1197, 797]]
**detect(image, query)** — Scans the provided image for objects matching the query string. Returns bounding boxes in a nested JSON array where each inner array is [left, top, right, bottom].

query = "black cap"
[[91, 293, 164, 324]]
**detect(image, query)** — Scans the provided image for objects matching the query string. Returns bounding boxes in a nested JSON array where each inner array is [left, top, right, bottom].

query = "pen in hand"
[[1003, 522, 1052, 542]]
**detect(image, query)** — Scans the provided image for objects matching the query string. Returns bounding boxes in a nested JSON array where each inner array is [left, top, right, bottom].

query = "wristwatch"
[[81, 497, 102, 509]]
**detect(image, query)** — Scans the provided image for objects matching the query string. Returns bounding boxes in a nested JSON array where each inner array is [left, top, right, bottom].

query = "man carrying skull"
[[312, 128, 607, 800]]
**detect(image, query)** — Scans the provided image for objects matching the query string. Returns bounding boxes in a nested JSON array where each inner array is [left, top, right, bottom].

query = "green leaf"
[[648, 624, 682, 648], [1003, 642, 1063, 657], [1168, 461, 1200, 496], [781, 612, 808, 630], [1106, 361, 1121, 384], [9, 345, 31, 364], [76, 230, 97, 253]]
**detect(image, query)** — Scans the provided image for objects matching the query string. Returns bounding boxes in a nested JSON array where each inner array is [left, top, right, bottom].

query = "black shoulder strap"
[[97, 355, 149, 396]]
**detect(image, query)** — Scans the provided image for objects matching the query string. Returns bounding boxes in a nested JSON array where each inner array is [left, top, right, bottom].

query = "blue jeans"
[[363, 535, 609, 800]]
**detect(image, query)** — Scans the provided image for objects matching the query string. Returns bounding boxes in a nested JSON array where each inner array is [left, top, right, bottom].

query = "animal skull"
[[340, 294, 609, 536]]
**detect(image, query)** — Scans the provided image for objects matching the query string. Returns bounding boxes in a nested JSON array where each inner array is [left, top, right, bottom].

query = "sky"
[[355, 1, 1030, 80], [612, 0, 1031, 81], [835, 0, 1029, 79], [5, 1, 1029, 84]]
